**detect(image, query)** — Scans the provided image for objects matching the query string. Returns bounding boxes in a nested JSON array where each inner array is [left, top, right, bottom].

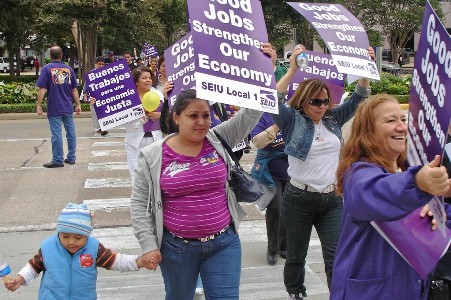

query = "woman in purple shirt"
[[331, 94, 451, 300]]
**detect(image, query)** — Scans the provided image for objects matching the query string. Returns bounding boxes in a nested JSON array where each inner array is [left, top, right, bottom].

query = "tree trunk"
[[71, 20, 97, 84]]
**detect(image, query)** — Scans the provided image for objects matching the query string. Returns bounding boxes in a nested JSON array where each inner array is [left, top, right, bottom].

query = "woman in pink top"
[[131, 44, 273, 299]]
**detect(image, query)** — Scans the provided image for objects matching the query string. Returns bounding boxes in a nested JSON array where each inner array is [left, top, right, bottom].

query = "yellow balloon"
[[141, 91, 160, 112]]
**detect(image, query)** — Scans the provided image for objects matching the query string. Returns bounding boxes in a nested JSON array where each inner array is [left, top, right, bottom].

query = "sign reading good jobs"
[[186, 0, 277, 113], [407, 0, 451, 167], [288, 2, 379, 81], [85, 60, 145, 131], [406, 0, 451, 234], [165, 33, 196, 108]]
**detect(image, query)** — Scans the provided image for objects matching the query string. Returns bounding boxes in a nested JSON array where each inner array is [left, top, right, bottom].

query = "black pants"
[[266, 178, 287, 254]]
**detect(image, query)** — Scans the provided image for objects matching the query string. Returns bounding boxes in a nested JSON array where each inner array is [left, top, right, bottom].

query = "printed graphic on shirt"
[[163, 161, 191, 178], [79, 254, 94, 268], [314, 132, 325, 142], [199, 151, 220, 166], [51, 68, 71, 85]]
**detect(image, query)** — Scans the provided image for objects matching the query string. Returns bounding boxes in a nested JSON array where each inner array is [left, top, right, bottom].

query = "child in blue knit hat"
[[3, 203, 146, 299]]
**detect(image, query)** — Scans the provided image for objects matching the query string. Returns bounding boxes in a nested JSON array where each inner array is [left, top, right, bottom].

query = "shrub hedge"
[[0, 72, 411, 113]]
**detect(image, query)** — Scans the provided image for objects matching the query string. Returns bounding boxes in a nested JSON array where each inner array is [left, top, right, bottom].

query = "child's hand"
[[3, 275, 25, 291]]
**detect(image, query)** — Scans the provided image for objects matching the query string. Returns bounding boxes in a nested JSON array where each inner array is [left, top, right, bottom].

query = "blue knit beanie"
[[56, 203, 93, 237]]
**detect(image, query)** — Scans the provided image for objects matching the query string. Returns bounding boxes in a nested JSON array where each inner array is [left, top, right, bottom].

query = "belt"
[[166, 225, 231, 243], [290, 179, 335, 194], [143, 131, 153, 137]]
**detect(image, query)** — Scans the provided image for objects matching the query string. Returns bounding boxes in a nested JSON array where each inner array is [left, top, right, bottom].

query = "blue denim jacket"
[[271, 84, 370, 161], [251, 149, 287, 188]]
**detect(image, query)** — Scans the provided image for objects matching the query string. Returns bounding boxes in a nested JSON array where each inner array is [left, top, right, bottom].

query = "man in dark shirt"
[[36, 46, 81, 168]]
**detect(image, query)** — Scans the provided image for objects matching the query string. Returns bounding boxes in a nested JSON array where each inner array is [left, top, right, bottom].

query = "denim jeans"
[[48, 114, 76, 164], [282, 183, 343, 295], [160, 226, 241, 300]]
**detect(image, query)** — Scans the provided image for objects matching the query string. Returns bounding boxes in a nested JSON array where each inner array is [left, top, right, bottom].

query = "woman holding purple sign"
[[273, 45, 373, 299], [331, 94, 451, 300], [124, 66, 164, 181], [129, 83, 267, 299]]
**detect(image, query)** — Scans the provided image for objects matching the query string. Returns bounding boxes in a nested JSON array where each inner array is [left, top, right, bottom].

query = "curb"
[[0, 112, 92, 121]]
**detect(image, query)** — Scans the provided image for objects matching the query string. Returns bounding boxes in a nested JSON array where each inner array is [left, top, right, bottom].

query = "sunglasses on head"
[[309, 98, 330, 107]]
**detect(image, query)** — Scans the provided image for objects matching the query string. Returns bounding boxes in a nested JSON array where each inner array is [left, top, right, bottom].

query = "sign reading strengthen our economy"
[[85, 60, 145, 130], [288, 2, 379, 81], [186, 0, 277, 113], [406, 1, 451, 167], [287, 50, 345, 105]]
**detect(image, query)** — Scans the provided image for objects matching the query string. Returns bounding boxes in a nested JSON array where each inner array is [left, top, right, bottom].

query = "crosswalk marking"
[[84, 198, 130, 210], [84, 178, 132, 188], [80, 130, 329, 300], [91, 149, 125, 157], [91, 222, 322, 249], [88, 162, 128, 170], [93, 141, 124, 147]]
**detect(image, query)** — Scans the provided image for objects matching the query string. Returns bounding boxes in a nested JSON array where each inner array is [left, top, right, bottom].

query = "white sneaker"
[[195, 287, 204, 295]]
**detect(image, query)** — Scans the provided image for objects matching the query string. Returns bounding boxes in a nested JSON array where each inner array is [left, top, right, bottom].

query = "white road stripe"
[[91, 221, 321, 249], [88, 162, 128, 170], [84, 178, 132, 188], [91, 149, 125, 157], [84, 198, 130, 210], [93, 141, 124, 147]]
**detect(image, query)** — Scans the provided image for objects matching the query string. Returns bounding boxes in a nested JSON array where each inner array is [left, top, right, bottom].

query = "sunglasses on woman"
[[309, 98, 330, 107]]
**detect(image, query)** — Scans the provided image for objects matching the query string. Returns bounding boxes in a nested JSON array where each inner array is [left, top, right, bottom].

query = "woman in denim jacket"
[[272, 45, 372, 300]]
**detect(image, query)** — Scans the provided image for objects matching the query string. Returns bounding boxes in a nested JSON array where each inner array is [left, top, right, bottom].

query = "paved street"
[[0, 115, 329, 300]]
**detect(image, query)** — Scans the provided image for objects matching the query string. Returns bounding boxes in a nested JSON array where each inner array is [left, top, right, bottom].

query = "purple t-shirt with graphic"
[[160, 139, 231, 238], [36, 61, 78, 117]]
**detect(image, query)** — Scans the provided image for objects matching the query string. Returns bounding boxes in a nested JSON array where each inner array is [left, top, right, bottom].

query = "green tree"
[[339, 0, 444, 63], [0, 0, 35, 77]]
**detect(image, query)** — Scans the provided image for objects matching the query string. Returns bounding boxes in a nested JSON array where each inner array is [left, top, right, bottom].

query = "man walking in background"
[[36, 46, 81, 168]]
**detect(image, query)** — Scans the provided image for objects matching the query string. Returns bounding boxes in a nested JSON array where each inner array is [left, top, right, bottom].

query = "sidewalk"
[[0, 111, 92, 120]]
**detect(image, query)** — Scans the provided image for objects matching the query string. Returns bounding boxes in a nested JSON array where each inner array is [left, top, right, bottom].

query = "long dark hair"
[[164, 89, 207, 134]]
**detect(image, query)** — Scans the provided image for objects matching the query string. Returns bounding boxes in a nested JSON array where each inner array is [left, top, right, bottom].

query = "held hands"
[[415, 155, 450, 196], [141, 250, 162, 271], [3, 274, 25, 292]]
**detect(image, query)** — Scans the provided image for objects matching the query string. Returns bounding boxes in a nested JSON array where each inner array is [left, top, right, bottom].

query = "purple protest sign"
[[372, 207, 451, 279], [405, 0, 451, 234], [165, 33, 196, 108], [286, 50, 345, 105], [85, 60, 145, 130], [288, 2, 379, 81], [140, 43, 159, 60], [371, 0, 451, 275], [187, 0, 277, 113], [406, 1, 451, 166]]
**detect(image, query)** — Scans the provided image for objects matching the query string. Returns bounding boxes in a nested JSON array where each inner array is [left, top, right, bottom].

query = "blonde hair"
[[336, 94, 406, 195], [288, 79, 332, 112]]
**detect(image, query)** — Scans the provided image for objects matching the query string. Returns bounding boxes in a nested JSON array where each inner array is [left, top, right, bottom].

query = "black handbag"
[[429, 276, 451, 300], [216, 132, 268, 203]]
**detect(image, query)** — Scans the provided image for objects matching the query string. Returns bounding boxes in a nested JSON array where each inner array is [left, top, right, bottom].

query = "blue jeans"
[[282, 183, 343, 295], [48, 114, 76, 164], [160, 226, 241, 300]]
